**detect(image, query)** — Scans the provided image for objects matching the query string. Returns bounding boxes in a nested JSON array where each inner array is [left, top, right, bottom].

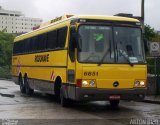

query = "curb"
[[0, 93, 15, 98], [0, 78, 13, 81], [143, 100, 160, 104]]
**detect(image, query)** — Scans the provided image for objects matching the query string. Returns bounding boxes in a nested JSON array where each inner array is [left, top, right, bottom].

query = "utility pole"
[[141, 0, 145, 32], [141, 0, 145, 24]]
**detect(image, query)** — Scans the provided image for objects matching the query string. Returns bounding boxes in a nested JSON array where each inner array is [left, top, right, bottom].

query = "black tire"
[[54, 78, 61, 99], [19, 75, 26, 94], [24, 76, 34, 95], [110, 100, 120, 108], [60, 87, 69, 107]]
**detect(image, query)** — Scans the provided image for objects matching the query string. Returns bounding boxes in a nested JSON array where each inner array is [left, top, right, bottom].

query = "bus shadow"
[[65, 101, 143, 119], [13, 90, 60, 104], [14, 90, 136, 114]]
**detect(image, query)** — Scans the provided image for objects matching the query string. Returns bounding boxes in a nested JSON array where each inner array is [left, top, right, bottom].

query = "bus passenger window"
[[31, 37, 38, 52], [47, 30, 57, 50], [38, 34, 47, 51], [57, 27, 67, 48], [25, 39, 30, 53]]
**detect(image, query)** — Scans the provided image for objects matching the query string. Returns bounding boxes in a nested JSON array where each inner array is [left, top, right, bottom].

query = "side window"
[[13, 42, 18, 54], [47, 30, 57, 50], [17, 41, 24, 54], [57, 27, 67, 48], [23, 39, 26, 53], [25, 39, 30, 53], [13, 27, 68, 55], [38, 34, 47, 51], [18, 42, 22, 54], [21, 40, 25, 53], [31, 36, 38, 52]]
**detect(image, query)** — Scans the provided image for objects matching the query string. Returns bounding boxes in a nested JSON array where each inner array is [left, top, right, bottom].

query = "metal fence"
[[147, 57, 160, 95]]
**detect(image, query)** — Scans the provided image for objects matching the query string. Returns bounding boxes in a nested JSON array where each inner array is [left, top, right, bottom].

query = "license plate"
[[109, 95, 121, 100]]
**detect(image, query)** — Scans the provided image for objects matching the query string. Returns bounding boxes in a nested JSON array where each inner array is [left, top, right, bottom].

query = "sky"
[[0, 0, 159, 31]]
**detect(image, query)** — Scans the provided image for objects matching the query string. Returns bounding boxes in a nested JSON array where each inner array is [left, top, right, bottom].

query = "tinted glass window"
[[30, 37, 37, 52], [25, 39, 30, 53], [13, 27, 68, 55], [38, 34, 47, 51], [47, 30, 57, 49], [57, 27, 67, 48]]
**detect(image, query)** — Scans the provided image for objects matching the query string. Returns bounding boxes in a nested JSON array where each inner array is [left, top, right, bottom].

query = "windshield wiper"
[[118, 50, 134, 67], [98, 40, 112, 66], [98, 48, 110, 66]]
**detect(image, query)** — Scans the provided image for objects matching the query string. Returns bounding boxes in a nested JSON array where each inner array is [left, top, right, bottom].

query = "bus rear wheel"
[[24, 76, 34, 95], [109, 100, 120, 108], [19, 76, 26, 94]]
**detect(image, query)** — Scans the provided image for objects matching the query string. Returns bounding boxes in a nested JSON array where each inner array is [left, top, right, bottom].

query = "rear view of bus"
[[66, 15, 147, 107]]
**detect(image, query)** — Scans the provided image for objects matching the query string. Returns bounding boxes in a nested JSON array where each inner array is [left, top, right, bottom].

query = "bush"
[[0, 31, 15, 79], [0, 66, 12, 79]]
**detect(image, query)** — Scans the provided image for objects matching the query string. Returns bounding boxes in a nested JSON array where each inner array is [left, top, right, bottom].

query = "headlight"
[[82, 80, 96, 87], [82, 81, 88, 86], [134, 80, 145, 87], [140, 81, 145, 86], [89, 80, 95, 86], [134, 81, 140, 87]]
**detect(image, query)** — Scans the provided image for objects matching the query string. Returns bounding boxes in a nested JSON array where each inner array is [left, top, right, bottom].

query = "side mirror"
[[70, 26, 82, 51], [70, 26, 78, 48], [69, 26, 78, 62]]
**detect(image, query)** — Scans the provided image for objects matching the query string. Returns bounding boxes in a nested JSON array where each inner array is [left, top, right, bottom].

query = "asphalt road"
[[0, 80, 160, 125]]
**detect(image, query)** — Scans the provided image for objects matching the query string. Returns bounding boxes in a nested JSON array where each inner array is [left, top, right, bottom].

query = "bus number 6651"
[[84, 72, 98, 76]]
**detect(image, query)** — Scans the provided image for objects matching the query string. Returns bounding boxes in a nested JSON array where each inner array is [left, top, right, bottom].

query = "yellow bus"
[[12, 15, 147, 107]]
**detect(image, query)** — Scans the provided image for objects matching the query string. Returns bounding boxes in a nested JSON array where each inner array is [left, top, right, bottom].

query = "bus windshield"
[[78, 25, 145, 64]]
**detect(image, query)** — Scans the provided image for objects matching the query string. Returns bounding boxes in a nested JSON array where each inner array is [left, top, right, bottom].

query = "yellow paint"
[[12, 15, 146, 92], [14, 15, 139, 42], [12, 50, 67, 83], [76, 64, 147, 89]]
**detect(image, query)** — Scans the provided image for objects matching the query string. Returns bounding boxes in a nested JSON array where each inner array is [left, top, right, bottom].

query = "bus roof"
[[76, 15, 139, 22], [14, 15, 140, 42]]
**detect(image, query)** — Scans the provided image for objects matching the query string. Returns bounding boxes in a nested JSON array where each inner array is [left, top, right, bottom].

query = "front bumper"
[[75, 87, 147, 101]]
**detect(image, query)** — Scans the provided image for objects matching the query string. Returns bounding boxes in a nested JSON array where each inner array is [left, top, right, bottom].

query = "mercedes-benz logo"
[[113, 81, 119, 87]]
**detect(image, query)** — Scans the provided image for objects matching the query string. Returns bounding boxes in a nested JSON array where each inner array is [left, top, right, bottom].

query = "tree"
[[0, 31, 15, 78], [144, 24, 157, 41], [152, 33, 160, 42]]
